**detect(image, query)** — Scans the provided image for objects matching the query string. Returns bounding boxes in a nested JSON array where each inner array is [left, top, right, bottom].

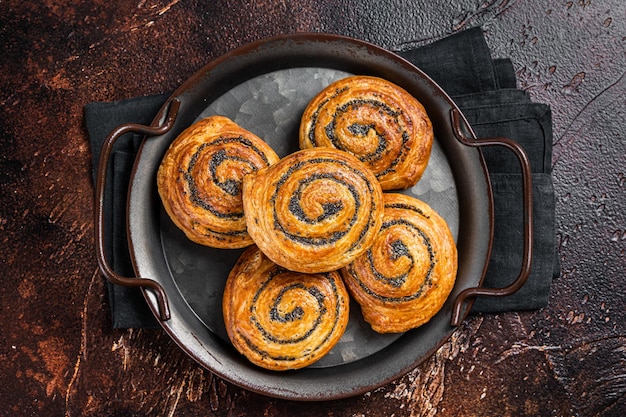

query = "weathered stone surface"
[[1, 0, 624, 415]]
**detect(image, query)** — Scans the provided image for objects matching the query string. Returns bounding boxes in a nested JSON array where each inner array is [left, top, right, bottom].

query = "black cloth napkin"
[[86, 27, 559, 328]]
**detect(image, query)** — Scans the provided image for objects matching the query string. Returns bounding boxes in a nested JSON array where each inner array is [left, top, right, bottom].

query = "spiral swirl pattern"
[[157, 115, 279, 248], [243, 148, 384, 273], [223, 246, 350, 370], [299, 75, 434, 190], [341, 193, 457, 333]]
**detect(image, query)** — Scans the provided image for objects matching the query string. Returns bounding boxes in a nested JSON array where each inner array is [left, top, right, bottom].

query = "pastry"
[[223, 246, 350, 370], [299, 75, 434, 190], [242, 147, 384, 273], [157, 115, 279, 248], [341, 193, 457, 333]]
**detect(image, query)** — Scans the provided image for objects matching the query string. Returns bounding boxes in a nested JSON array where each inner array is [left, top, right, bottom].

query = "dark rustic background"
[[1, 1, 624, 416]]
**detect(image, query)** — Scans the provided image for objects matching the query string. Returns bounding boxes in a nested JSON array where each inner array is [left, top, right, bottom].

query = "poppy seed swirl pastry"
[[223, 246, 350, 370], [299, 75, 434, 190], [341, 193, 457, 333], [157, 115, 280, 248], [242, 148, 384, 273]]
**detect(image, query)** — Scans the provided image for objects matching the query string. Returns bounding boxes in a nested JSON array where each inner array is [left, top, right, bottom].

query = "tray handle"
[[94, 99, 181, 321], [449, 108, 533, 326]]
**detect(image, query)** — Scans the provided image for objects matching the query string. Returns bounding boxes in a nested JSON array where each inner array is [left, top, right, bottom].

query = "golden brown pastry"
[[341, 193, 457, 333], [223, 246, 350, 370], [299, 75, 434, 190], [157, 115, 279, 248], [242, 147, 384, 273]]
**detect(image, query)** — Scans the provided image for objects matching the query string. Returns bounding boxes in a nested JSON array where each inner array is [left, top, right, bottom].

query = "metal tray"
[[94, 33, 533, 400]]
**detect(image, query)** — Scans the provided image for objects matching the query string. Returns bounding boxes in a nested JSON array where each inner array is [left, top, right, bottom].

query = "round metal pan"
[[120, 33, 495, 400]]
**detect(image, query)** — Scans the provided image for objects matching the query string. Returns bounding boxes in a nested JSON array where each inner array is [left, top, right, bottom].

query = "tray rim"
[[126, 32, 494, 400]]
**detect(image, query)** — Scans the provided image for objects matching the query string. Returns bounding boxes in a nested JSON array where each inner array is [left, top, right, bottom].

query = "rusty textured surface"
[[1, 0, 625, 416]]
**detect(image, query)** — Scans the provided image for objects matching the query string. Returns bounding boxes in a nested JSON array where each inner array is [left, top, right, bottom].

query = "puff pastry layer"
[[157, 115, 280, 248], [341, 193, 457, 333], [223, 246, 350, 370], [243, 148, 384, 273], [299, 75, 434, 190]]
